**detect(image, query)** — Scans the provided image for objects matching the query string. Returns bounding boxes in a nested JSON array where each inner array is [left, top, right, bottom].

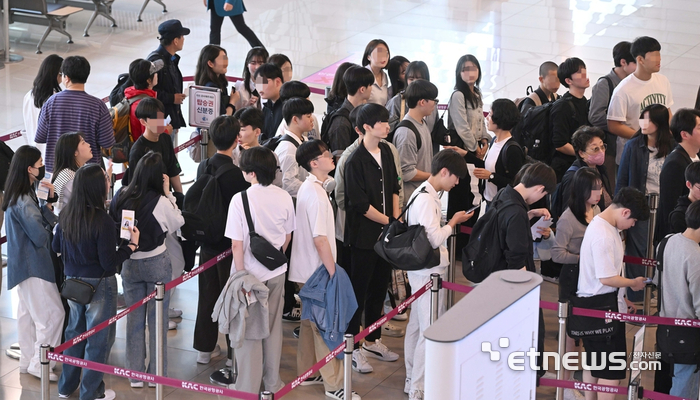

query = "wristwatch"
[[489, 173, 495, 180]]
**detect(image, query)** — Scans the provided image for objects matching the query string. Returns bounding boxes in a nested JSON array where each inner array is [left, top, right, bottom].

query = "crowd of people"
[[7, 16, 700, 400]]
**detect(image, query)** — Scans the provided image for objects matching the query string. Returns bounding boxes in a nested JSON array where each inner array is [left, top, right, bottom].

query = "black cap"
[[158, 19, 190, 41]]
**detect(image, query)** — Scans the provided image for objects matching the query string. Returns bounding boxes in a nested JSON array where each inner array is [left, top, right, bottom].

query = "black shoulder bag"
[[241, 190, 288, 271]]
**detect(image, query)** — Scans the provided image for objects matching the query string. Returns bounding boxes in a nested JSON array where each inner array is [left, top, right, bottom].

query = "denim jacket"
[[299, 264, 357, 358], [616, 134, 676, 194], [6, 193, 58, 289]]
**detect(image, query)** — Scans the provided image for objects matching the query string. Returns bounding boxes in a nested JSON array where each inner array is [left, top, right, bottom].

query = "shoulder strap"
[[656, 233, 673, 311], [400, 95, 406, 120], [566, 164, 581, 173], [280, 134, 300, 148], [400, 187, 428, 222], [602, 76, 614, 100], [241, 190, 256, 234], [396, 120, 421, 150], [499, 139, 524, 174], [126, 94, 150, 105]]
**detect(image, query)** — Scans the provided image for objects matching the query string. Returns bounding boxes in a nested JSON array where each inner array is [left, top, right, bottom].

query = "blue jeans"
[[671, 364, 700, 399], [121, 252, 172, 382], [58, 275, 117, 400]]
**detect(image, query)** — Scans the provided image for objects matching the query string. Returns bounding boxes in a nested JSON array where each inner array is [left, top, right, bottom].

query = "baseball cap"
[[150, 59, 164, 74], [158, 19, 191, 41]]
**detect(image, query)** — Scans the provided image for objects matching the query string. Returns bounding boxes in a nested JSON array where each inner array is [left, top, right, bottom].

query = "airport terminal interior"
[[1, 0, 699, 398]]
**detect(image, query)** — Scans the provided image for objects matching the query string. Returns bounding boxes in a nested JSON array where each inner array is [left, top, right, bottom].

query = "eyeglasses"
[[313, 151, 332, 161], [423, 98, 439, 104], [586, 143, 607, 154]]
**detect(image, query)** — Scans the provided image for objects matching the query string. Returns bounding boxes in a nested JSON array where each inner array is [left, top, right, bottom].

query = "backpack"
[[106, 94, 149, 164], [108, 73, 131, 106], [511, 97, 574, 163], [181, 160, 237, 244], [514, 86, 538, 111], [320, 106, 353, 153], [587, 76, 614, 117], [462, 198, 519, 283], [549, 164, 581, 222], [0, 140, 14, 190], [387, 119, 422, 150], [262, 134, 301, 152]]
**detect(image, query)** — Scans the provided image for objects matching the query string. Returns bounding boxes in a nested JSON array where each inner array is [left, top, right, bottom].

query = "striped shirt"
[[35, 90, 115, 172]]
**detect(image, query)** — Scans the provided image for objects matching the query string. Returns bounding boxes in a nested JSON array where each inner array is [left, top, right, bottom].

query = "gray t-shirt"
[[394, 114, 433, 205], [659, 233, 700, 320]]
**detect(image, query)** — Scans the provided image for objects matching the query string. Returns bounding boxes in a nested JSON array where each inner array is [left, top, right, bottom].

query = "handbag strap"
[[241, 190, 256, 235], [399, 187, 428, 222], [59, 228, 108, 288]]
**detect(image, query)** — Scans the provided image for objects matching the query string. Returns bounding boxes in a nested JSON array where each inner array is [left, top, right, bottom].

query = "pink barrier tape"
[[540, 378, 628, 396], [623, 254, 658, 267], [459, 225, 473, 235], [54, 248, 231, 354], [441, 281, 472, 294], [0, 129, 22, 142], [274, 279, 432, 398], [174, 134, 201, 155], [0, 236, 6, 245], [48, 352, 258, 400], [566, 303, 700, 329]]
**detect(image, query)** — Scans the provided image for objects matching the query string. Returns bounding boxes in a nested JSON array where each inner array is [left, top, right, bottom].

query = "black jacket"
[[491, 185, 536, 272], [669, 195, 692, 235], [485, 138, 526, 193], [344, 141, 400, 250], [261, 98, 285, 142], [549, 93, 589, 181], [148, 46, 186, 129], [110, 189, 165, 253], [657, 144, 695, 242], [558, 158, 611, 213]]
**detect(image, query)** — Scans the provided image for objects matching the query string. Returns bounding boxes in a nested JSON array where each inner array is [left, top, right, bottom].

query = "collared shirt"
[[405, 181, 451, 275], [366, 65, 389, 107], [275, 129, 308, 198]]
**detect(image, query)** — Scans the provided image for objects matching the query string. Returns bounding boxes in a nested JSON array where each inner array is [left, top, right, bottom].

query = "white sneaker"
[[148, 382, 156, 388], [351, 348, 373, 373], [325, 388, 360, 400], [168, 320, 177, 330], [226, 358, 232, 367], [384, 302, 408, 321], [404, 378, 411, 394], [27, 368, 57, 381], [197, 345, 221, 364], [381, 322, 405, 337], [58, 392, 72, 399], [97, 389, 116, 400], [300, 375, 324, 386], [168, 307, 183, 319], [130, 381, 144, 388], [408, 389, 423, 400], [361, 339, 399, 362]]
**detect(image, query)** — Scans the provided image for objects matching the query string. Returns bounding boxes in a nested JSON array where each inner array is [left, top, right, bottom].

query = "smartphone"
[[643, 278, 653, 284], [466, 205, 479, 214]]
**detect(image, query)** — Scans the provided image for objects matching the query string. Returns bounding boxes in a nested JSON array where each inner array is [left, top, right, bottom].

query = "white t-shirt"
[[225, 183, 296, 282], [275, 129, 308, 198], [369, 149, 382, 167], [607, 73, 674, 164], [483, 137, 510, 201], [646, 147, 664, 194], [577, 215, 625, 312], [22, 91, 47, 158], [405, 181, 452, 276], [289, 175, 336, 283]]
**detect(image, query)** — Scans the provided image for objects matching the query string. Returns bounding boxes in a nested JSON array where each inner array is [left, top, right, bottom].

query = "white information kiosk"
[[424, 270, 542, 400]]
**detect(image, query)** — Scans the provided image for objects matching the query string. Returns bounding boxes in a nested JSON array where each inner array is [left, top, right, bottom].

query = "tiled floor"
[[0, 0, 694, 398]]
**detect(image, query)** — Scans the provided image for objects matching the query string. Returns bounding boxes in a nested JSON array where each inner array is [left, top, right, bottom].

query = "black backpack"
[[109, 73, 132, 106], [549, 165, 581, 222], [387, 119, 422, 150], [262, 134, 300, 152], [320, 106, 353, 153], [511, 97, 574, 163], [462, 198, 519, 283], [181, 161, 237, 244]]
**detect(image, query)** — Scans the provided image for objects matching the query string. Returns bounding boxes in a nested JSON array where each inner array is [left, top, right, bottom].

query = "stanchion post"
[[259, 390, 274, 400], [430, 273, 441, 324], [343, 334, 353, 398], [40, 344, 49, 400], [108, 172, 116, 201], [200, 128, 209, 162], [447, 225, 457, 309], [155, 282, 165, 400], [643, 193, 659, 316], [555, 302, 568, 400], [628, 379, 639, 400]]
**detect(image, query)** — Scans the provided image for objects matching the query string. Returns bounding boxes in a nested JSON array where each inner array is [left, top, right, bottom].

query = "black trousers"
[[347, 246, 392, 348], [193, 247, 231, 353], [209, 11, 263, 48]]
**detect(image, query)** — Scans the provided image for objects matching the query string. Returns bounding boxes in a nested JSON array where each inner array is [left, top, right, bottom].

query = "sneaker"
[[168, 308, 183, 319], [361, 339, 399, 362], [97, 389, 116, 400], [148, 382, 156, 388], [542, 275, 559, 284], [384, 302, 408, 321], [301, 375, 324, 386], [325, 389, 360, 400], [408, 389, 423, 400], [58, 393, 72, 399], [293, 326, 300, 339], [226, 358, 232, 367], [404, 378, 411, 394], [168, 320, 177, 330], [197, 345, 221, 364], [294, 293, 301, 307], [27, 368, 57, 381], [381, 322, 405, 338], [351, 348, 373, 373], [130, 381, 144, 388], [564, 388, 586, 400], [210, 368, 235, 386], [282, 308, 301, 322]]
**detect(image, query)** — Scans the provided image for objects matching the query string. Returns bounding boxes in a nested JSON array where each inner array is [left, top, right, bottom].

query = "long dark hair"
[[32, 54, 63, 108], [327, 62, 356, 104], [361, 39, 390, 68], [388, 56, 409, 94], [242, 47, 269, 95], [59, 164, 107, 244], [454, 54, 482, 109], [115, 151, 165, 212], [195, 45, 228, 90], [2, 146, 42, 211], [568, 167, 602, 226], [636, 103, 673, 159], [52, 132, 84, 183]]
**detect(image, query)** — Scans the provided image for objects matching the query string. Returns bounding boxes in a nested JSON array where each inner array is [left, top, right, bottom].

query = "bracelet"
[[129, 242, 139, 250], [226, 104, 235, 112]]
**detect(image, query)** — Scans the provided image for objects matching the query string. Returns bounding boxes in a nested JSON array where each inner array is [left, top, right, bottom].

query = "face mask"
[[33, 165, 46, 181], [587, 151, 605, 166], [322, 177, 336, 194]]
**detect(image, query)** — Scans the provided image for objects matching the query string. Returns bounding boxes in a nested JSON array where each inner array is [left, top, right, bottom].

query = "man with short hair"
[[657, 109, 700, 241], [669, 162, 700, 234], [35, 55, 114, 172], [148, 19, 190, 136], [519, 61, 560, 113], [588, 41, 636, 189], [255, 63, 286, 142], [607, 36, 674, 165], [326, 65, 374, 159], [124, 58, 168, 141]]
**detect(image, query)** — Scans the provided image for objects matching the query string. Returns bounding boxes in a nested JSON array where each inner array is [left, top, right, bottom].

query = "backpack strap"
[[599, 76, 615, 101], [498, 139, 524, 175], [656, 233, 673, 312], [396, 119, 422, 150], [399, 94, 406, 121], [241, 190, 256, 235], [280, 134, 301, 148], [126, 94, 150, 106]]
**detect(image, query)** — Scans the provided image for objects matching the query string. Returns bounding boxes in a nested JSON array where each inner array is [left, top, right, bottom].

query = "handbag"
[[242, 190, 288, 271], [566, 290, 621, 340], [61, 272, 106, 305], [439, 91, 466, 148], [374, 188, 440, 271]]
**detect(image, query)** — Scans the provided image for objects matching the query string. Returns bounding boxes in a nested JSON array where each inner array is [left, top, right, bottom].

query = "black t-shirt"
[[128, 133, 182, 181], [549, 93, 589, 180]]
